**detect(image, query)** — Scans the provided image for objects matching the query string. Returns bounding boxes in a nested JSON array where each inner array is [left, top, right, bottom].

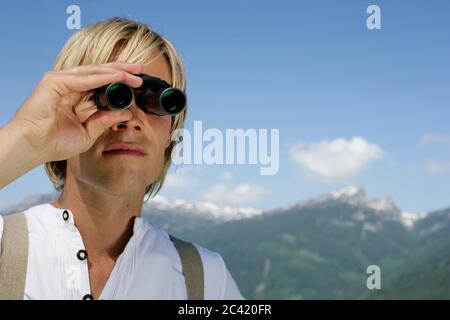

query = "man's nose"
[[110, 105, 143, 132]]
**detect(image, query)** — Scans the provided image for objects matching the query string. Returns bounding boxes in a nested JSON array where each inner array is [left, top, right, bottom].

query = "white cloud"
[[289, 136, 384, 181], [164, 167, 198, 189], [419, 133, 450, 149], [200, 183, 268, 206], [419, 134, 450, 175], [222, 171, 233, 182], [424, 159, 450, 174]]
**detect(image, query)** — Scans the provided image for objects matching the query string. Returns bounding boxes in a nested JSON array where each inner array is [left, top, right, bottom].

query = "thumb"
[[83, 109, 132, 145]]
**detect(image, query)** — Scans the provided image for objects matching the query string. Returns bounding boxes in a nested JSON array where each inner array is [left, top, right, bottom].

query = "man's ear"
[[164, 135, 172, 149]]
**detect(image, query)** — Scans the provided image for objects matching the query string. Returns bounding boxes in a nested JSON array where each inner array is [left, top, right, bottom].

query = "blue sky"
[[0, 0, 449, 213]]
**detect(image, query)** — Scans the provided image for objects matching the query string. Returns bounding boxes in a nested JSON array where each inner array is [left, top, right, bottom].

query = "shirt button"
[[62, 210, 69, 221], [77, 249, 88, 261], [82, 294, 94, 300]]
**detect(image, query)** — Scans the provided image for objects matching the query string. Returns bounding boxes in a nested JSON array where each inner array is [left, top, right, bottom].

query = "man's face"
[[66, 50, 174, 197]]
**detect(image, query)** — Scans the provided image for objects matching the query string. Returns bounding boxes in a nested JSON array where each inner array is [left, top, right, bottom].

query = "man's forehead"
[[142, 50, 172, 86]]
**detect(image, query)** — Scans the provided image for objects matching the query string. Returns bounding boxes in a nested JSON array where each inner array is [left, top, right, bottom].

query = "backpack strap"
[[169, 234, 204, 300], [0, 212, 28, 300]]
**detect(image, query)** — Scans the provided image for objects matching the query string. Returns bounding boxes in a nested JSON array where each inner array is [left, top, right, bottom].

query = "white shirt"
[[0, 203, 245, 300]]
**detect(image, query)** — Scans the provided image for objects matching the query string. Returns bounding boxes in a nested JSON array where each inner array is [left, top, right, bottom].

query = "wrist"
[[2, 120, 44, 166]]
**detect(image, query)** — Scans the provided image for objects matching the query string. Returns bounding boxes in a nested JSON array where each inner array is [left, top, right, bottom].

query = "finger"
[[59, 66, 143, 87], [74, 100, 98, 123], [54, 71, 142, 97], [60, 62, 144, 76], [83, 109, 133, 145]]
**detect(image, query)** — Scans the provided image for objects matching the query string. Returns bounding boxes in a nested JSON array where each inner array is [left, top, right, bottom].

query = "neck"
[[51, 177, 145, 260]]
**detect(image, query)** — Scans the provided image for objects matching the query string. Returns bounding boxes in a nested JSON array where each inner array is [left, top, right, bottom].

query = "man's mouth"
[[102, 150, 147, 156], [102, 142, 148, 156]]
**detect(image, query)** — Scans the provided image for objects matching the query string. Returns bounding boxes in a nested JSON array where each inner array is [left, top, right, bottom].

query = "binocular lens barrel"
[[107, 83, 134, 110], [94, 82, 134, 111], [94, 77, 186, 116], [160, 88, 186, 114]]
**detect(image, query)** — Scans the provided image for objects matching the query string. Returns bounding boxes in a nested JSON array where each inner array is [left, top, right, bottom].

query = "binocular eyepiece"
[[93, 73, 186, 116]]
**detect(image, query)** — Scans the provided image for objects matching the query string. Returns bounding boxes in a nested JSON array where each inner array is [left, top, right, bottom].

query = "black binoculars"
[[93, 73, 186, 116]]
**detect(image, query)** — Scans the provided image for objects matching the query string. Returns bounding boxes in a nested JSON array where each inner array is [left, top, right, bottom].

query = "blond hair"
[[45, 16, 187, 202]]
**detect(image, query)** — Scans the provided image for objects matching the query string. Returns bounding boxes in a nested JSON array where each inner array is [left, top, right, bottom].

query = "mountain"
[[0, 192, 262, 234], [0, 191, 60, 215], [139, 195, 262, 234], [183, 187, 450, 299], [180, 186, 423, 299], [373, 207, 450, 299], [282, 185, 426, 228], [1, 186, 449, 299]]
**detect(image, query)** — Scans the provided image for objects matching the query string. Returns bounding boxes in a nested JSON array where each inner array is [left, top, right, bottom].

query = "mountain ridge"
[[1, 186, 449, 299]]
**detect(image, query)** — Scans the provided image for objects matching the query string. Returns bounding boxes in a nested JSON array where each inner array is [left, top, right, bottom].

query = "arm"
[[0, 123, 41, 189], [0, 62, 144, 190]]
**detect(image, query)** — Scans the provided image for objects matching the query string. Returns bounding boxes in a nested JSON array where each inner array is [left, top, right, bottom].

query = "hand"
[[7, 62, 144, 163]]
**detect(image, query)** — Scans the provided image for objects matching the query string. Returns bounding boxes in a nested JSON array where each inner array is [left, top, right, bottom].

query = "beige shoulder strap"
[[169, 235, 204, 300], [0, 212, 28, 300]]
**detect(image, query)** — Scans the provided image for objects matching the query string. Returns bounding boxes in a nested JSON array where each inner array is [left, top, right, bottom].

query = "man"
[[0, 17, 244, 300]]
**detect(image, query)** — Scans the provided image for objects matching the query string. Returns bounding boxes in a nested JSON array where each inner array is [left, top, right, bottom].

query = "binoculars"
[[93, 73, 186, 116]]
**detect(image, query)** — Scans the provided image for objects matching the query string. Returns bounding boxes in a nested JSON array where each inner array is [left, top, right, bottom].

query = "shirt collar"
[[44, 203, 144, 235]]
